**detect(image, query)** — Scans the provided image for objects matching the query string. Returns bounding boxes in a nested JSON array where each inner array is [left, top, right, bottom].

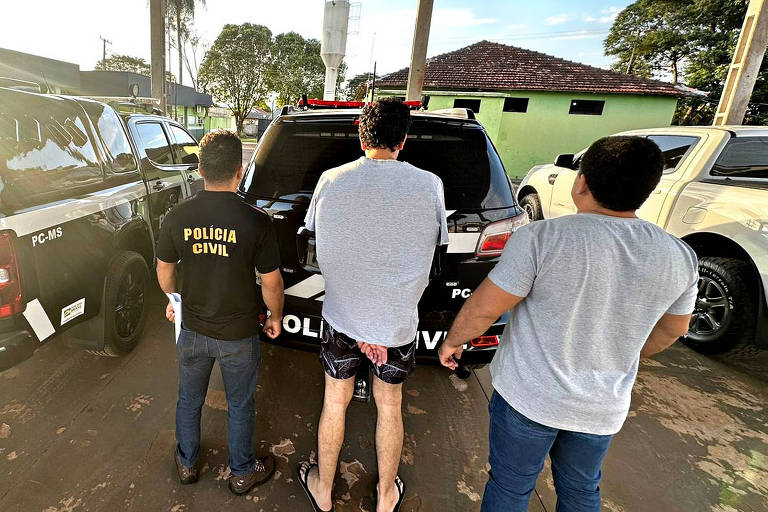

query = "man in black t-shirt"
[[156, 130, 284, 496]]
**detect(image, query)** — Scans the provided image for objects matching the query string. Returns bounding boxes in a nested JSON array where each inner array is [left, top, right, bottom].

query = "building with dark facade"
[[0, 48, 213, 135]]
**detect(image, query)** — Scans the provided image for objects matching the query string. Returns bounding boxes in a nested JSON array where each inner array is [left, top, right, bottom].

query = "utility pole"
[[99, 36, 112, 62], [150, 0, 166, 112], [405, 0, 434, 103], [713, 0, 768, 125]]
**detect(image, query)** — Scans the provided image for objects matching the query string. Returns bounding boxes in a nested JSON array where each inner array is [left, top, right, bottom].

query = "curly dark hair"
[[199, 129, 242, 183], [359, 98, 412, 151], [580, 136, 664, 212]]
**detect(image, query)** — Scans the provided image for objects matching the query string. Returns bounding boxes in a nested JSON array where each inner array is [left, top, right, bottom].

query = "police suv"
[[0, 87, 202, 370], [238, 100, 528, 368]]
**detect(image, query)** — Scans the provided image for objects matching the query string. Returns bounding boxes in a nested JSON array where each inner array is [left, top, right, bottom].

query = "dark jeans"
[[482, 391, 613, 512], [175, 326, 261, 476]]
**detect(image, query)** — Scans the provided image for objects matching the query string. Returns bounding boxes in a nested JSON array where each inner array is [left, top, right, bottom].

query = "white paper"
[[23, 298, 56, 342], [166, 293, 183, 343]]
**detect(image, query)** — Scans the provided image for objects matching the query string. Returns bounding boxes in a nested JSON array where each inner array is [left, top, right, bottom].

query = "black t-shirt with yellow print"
[[157, 190, 280, 340]]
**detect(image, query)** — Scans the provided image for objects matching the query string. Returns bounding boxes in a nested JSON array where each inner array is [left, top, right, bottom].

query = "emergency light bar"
[[297, 98, 422, 109]]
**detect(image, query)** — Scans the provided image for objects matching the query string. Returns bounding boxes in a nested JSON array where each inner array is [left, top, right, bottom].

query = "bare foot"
[[303, 463, 333, 511]]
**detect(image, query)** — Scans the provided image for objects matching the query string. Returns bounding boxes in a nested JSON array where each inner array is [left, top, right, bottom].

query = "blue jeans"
[[175, 326, 261, 476], [481, 391, 613, 512]]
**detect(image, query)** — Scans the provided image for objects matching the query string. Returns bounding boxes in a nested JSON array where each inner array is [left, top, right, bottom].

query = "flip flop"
[[376, 475, 406, 512], [297, 460, 334, 512]]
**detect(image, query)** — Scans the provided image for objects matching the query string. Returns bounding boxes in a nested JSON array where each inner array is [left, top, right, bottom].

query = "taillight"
[[0, 233, 23, 318], [470, 335, 499, 348], [475, 213, 529, 258]]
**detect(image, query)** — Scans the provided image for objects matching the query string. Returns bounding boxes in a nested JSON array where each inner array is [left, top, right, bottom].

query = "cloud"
[[432, 8, 497, 28], [583, 6, 622, 24], [599, 6, 621, 23], [545, 13, 571, 26], [553, 30, 606, 41]]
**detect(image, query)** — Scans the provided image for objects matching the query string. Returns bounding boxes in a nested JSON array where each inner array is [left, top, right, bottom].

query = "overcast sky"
[[1, 0, 633, 84]]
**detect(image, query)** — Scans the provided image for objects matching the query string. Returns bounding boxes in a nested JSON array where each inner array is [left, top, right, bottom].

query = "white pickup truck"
[[517, 126, 768, 357]]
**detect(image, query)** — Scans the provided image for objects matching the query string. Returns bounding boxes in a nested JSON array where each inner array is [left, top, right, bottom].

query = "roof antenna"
[[368, 61, 377, 104]]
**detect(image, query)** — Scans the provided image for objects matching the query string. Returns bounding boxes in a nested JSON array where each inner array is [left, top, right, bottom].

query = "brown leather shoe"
[[174, 449, 199, 485], [228, 455, 276, 495]]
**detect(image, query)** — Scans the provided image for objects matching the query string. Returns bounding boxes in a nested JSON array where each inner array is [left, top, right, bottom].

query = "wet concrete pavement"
[[0, 287, 766, 512]]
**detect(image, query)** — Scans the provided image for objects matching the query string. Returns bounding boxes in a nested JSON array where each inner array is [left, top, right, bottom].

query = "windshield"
[[239, 117, 514, 209]]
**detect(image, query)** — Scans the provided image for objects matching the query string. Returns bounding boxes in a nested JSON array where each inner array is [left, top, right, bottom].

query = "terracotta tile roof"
[[376, 41, 684, 97]]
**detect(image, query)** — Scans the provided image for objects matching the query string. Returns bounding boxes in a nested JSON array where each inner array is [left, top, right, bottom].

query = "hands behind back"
[[357, 341, 388, 366]]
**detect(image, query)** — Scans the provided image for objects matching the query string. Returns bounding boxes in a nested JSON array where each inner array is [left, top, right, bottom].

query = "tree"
[[268, 32, 321, 106], [96, 54, 151, 75], [95, 54, 176, 82], [167, 0, 205, 88], [266, 33, 350, 106], [183, 31, 207, 91], [344, 72, 370, 101], [605, 0, 692, 83], [199, 23, 273, 134], [604, 3, 655, 77], [604, 0, 768, 124]]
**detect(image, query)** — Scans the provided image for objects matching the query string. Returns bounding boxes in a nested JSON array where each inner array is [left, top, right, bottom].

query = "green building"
[[377, 41, 688, 178], [204, 106, 237, 133]]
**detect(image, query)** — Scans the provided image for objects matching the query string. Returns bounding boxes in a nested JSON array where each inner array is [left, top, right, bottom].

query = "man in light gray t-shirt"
[[439, 136, 698, 512], [298, 99, 447, 512]]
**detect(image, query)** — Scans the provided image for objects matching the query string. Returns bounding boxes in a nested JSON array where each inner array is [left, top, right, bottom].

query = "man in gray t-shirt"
[[439, 136, 698, 512], [298, 99, 447, 512]]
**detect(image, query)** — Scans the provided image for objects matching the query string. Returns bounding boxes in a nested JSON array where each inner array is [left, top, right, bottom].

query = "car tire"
[[680, 256, 758, 358], [520, 193, 543, 221], [90, 251, 150, 357]]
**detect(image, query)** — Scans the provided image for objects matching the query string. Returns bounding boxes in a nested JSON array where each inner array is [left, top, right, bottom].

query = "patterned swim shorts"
[[319, 319, 416, 385]]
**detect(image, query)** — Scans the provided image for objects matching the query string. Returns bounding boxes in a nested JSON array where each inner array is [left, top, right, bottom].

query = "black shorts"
[[319, 320, 416, 385]]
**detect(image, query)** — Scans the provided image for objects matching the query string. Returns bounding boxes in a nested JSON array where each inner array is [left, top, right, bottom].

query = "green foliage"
[[96, 54, 151, 75], [344, 73, 370, 101], [95, 54, 175, 82], [167, 0, 205, 87], [605, 0, 768, 124], [268, 33, 326, 106], [266, 33, 348, 106], [201, 25, 353, 131], [199, 23, 273, 134]]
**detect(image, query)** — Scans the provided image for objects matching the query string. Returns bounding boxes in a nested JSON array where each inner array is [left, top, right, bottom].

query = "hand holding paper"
[[165, 292, 183, 343]]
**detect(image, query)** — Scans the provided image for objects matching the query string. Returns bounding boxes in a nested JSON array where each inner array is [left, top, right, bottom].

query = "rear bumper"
[[268, 312, 504, 366], [0, 328, 35, 371]]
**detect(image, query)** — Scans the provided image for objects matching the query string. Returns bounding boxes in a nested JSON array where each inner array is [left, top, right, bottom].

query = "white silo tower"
[[321, 0, 350, 100]]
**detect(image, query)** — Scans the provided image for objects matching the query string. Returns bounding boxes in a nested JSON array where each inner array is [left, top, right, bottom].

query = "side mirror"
[[554, 153, 575, 169]]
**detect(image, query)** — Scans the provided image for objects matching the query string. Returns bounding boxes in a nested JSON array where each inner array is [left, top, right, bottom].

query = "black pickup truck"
[[238, 102, 528, 368], [0, 87, 202, 370]]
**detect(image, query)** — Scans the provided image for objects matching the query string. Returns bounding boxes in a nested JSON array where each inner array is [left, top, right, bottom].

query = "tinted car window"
[[646, 135, 699, 174], [168, 125, 199, 165], [82, 103, 137, 173], [711, 137, 768, 179], [136, 123, 174, 165], [0, 95, 104, 213], [240, 117, 513, 209]]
